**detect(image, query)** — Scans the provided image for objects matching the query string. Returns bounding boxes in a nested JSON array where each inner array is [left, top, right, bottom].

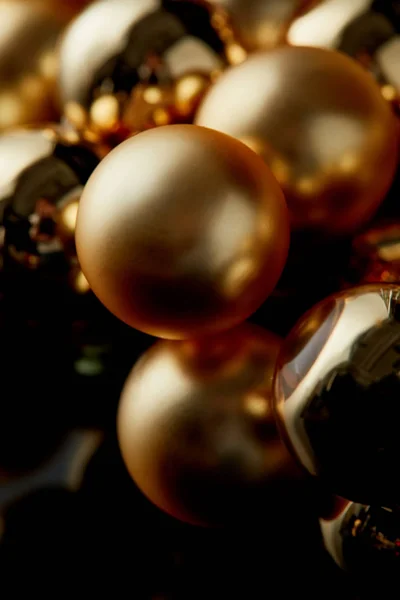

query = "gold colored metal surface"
[[117, 324, 299, 526], [196, 46, 399, 234], [76, 124, 289, 339], [59, 0, 229, 144], [210, 0, 318, 51]]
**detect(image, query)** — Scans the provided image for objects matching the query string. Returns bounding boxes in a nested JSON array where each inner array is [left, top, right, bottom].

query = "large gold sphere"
[[117, 324, 300, 526], [209, 0, 318, 51], [0, 0, 66, 131], [196, 46, 399, 234], [76, 124, 289, 340]]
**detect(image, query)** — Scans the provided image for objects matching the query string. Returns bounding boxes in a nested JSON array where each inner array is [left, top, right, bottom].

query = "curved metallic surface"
[[76, 124, 289, 339], [196, 46, 399, 234], [211, 0, 316, 50], [0, 126, 99, 283], [118, 324, 300, 526], [274, 284, 400, 506]]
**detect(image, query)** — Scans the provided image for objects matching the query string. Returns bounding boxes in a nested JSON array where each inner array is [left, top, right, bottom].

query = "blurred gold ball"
[[118, 324, 300, 526], [76, 124, 289, 339], [209, 0, 318, 51], [196, 46, 399, 234], [0, 0, 69, 131]]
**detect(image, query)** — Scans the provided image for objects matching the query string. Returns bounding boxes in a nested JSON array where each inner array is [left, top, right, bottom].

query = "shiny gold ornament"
[[196, 46, 399, 234], [287, 0, 400, 104], [76, 124, 289, 340], [274, 284, 400, 507], [0, 125, 99, 291], [209, 0, 319, 51], [59, 0, 230, 146], [118, 324, 300, 526], [0, 0, 67, 131]]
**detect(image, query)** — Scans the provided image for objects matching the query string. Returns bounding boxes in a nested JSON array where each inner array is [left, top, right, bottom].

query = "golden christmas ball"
[[118, 324, 299, 526], [196, 46, 399, 234], [59, 0, 232, 144], [76, 125, 289, 339]]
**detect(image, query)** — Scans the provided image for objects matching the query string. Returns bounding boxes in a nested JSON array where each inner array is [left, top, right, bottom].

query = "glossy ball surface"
[[321, 500, 400, 586], [274, 284, 400, 507], [287, 0, 400, 101], [59, 0, 229, 142], [210, 0, 317, 51], [1, 126, 99, 291], [76, 125, 289, 339], [196, 46, 398, 234], [118, 324, 299, 526]]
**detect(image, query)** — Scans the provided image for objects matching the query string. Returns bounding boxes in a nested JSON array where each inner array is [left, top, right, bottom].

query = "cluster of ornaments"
[[1, 0, 400, 588]]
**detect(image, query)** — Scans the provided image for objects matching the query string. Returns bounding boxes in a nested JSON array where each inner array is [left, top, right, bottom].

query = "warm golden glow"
[[382, 84, 397, 103], [0, 92, 24, 128], [65, 101, 87, 129], [378, 243, 400, 263], [143, 86, 163, 105], [74, 269, 90, 294], [226, 43, 247, 65], [90, 94, 119, 130], [61, 200, 79, 233], [152, 107, 171, 127], [175, 74, 210, 117], [244, 393, 270, 418]]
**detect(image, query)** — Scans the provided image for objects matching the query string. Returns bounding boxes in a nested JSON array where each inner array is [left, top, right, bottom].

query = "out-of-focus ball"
[[209, 0, 319, 51], [287, 0, 400, 105], [274, 284, 400, 507], [0, 0, 68, 131], [1, 126, 99, 293], [59, 0, 233, 145], [118, 324, 300, 526], [346, 220, 400, 286], [196, 46, 399, 234], [76, 124, 289, 340], [321, 500, 400, 586]]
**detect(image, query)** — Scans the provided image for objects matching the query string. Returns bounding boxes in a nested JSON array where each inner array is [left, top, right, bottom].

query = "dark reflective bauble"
[[59, 0, 230, 142], [274, 284, 400, 507], [321, 501, 400, 589], [1, 127, 99, 290], [288, 0, 400, 103]]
